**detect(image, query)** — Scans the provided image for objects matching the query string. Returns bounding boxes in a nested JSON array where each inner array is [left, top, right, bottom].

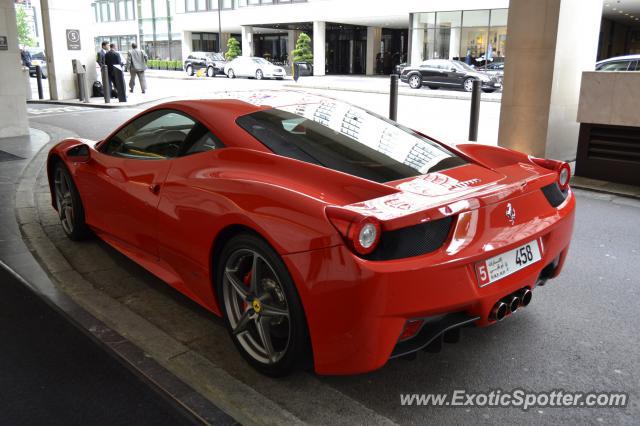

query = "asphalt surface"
[[0, 264, 198, 426], [13, 102, 640, 425]]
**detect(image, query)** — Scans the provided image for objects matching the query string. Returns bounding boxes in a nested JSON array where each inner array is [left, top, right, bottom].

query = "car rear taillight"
[[529, 157, 571, 191], [325, 207, 381, 256]]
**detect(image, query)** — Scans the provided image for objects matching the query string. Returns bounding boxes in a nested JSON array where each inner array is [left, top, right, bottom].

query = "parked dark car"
[[400, 59, 502, 93], [478, 61, 504, 82], [595, 55, 640, 71], [28, 48, 47, 78], [394, 62, 407, 75], [184, 52, 226, 77]]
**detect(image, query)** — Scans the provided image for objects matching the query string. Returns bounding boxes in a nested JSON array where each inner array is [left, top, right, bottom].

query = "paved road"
[[0, 263, 199, 426], [15, 103, 640, 424], [29, 72, 502, 145]]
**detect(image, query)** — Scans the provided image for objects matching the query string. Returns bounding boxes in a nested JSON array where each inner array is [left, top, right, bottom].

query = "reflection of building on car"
[[595, 54, 640, 71], [184, 52, 227, 77], [28, 48, 47, 78], [400, 59, 502, 92], [47, 91, 575, 377], [224, 57, 286, 80]]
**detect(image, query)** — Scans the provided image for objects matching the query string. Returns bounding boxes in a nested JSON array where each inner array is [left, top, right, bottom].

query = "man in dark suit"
[[104, 43, 123, 96], [96, 41, 108, 67]]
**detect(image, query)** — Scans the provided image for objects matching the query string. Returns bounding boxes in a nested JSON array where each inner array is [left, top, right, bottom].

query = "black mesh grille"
[[541, 182, 568, 208], [365, 216, 453, 260]]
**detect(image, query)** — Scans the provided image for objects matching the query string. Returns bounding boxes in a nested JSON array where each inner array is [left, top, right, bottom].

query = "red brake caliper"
[[242, 271, 252, 310]]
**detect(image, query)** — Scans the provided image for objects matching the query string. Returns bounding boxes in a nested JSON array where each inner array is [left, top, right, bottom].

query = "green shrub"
[[225, 37, 241, 61]]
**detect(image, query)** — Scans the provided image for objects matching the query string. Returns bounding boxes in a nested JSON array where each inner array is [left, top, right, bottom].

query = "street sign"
[[0, 36, 8, 51], [66, 29, 81, 50]]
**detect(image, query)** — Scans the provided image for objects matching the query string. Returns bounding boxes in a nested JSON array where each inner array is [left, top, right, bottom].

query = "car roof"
[[596, 54, 640, 65]]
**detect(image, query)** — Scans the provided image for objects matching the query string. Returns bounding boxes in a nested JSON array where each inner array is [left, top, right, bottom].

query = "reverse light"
[[529, 157, 571, 191], [325, 207, 382, 256], [399, 319, 424, 342]]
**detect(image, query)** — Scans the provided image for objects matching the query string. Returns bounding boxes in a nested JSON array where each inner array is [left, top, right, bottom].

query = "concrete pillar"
[[0, 0, 29, 137], [366, 26, 381, 75], [312, 21, 325, 76], [498, 0, 603, 160], [219, 32, 230, 53], [182, 30, 192, 59], [40, 0, 96, 100], [241, 26, 253, 57], [410, 19, 425, 66], [448, 27, 461, 60]]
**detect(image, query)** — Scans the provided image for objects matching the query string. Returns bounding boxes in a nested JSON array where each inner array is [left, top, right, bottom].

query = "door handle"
[[148, 183, 160, 194]]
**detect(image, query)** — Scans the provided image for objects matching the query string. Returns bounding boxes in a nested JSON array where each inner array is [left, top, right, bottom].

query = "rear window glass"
[[236, 101, 466, 183]]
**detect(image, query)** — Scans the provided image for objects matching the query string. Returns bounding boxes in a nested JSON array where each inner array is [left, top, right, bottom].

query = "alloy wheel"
[[54, 167, 75, 235], [463, 78, 474, 92], [409, 75, 421, 89], [256, 69, 263, 80], [186, 65, 193, 76], [227, 69, 235, 78], [207, 67, 214, 77], [222, 249, 291, 365]]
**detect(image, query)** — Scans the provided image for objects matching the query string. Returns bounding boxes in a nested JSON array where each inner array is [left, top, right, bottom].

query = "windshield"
[[236, 101, 466, 183], [206, 52, 224, 61], [253, 58, 270, 65], [453, 61, 475, 71]]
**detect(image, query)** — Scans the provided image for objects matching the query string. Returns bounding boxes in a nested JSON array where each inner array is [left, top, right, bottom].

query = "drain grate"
[[0, 150, 25, 162]]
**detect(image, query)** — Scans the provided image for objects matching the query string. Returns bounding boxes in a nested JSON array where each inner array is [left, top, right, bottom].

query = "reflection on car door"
[[419, 61, 442, 85], [75, 110, 197, 260]]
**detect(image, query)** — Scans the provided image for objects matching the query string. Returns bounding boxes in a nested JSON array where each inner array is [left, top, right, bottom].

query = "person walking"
[[104, 43, 123, 96], [126, 43, 148, 94], [20, 46, 32, 68]]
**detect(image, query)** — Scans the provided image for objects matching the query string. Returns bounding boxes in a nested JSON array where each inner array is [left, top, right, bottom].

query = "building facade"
[[88, 0, 515, 74]]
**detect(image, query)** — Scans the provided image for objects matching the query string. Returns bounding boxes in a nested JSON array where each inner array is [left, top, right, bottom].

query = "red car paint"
[[47, 93, 575, 375]]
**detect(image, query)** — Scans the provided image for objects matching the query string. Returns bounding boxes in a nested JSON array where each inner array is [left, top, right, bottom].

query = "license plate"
[[475, 240, 542, 287]]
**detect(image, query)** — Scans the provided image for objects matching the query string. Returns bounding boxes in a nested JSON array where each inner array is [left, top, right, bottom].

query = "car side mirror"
[[67, 144, 91, 163], [451, 67, 457, 72]]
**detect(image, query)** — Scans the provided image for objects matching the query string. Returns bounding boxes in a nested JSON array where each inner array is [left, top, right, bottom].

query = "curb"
[[27, 99, 165, 109], [283, 83, 502, 102]]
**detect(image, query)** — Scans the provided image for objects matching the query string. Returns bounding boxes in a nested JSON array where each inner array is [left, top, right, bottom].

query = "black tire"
[[463, 77, 475, 92], [53, 162, 91, 241], [217, 233, 311, 377], [206, 66, 215, 78], [482, 89, 496, 93], [427, 85, 439, 90], [186, 65, 194, 76], [255, 69, 264, 80], [276, 77, 284, 80], [227, 68, 235, 78]]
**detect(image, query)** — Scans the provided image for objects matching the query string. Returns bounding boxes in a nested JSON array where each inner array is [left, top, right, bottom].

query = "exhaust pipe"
[[518, 288, 533, 307], [505, 295, 520, 313], [490, 301, 508, 322]]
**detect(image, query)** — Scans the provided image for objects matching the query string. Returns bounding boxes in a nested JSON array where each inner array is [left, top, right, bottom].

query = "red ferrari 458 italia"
[[47, 91, 575, 376]]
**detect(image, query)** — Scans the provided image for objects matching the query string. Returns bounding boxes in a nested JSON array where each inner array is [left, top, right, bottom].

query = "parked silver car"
[[224, 57, 286, 80], [596, 54, 640, 71]]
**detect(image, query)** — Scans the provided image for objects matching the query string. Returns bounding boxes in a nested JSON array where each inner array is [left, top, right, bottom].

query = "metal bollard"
[[101, 65, 111, 104], [35, 65, 44, 100], [468, 80, 481, 141], [389, 74, 398, 121]]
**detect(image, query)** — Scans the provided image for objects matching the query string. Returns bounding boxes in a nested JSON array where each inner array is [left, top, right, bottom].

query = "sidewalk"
[[571, 176, 640, 200]]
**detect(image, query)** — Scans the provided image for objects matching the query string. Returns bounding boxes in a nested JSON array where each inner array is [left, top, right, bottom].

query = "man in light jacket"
[[127, 43, 148, 93]]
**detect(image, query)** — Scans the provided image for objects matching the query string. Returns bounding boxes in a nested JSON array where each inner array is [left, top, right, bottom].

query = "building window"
[[221, 0, 232, 8], [411, 9, 507, 66], [186, 0, 196, 12], [237, 0, 247, 6], [248, 0, 260, 5], [92, 3, 98, 22]]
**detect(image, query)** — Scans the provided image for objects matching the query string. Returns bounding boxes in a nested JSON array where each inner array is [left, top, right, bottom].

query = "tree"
[[291, 33, 313, 63], [15, 5, 35, 47], [225, 37, 241, 61]]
